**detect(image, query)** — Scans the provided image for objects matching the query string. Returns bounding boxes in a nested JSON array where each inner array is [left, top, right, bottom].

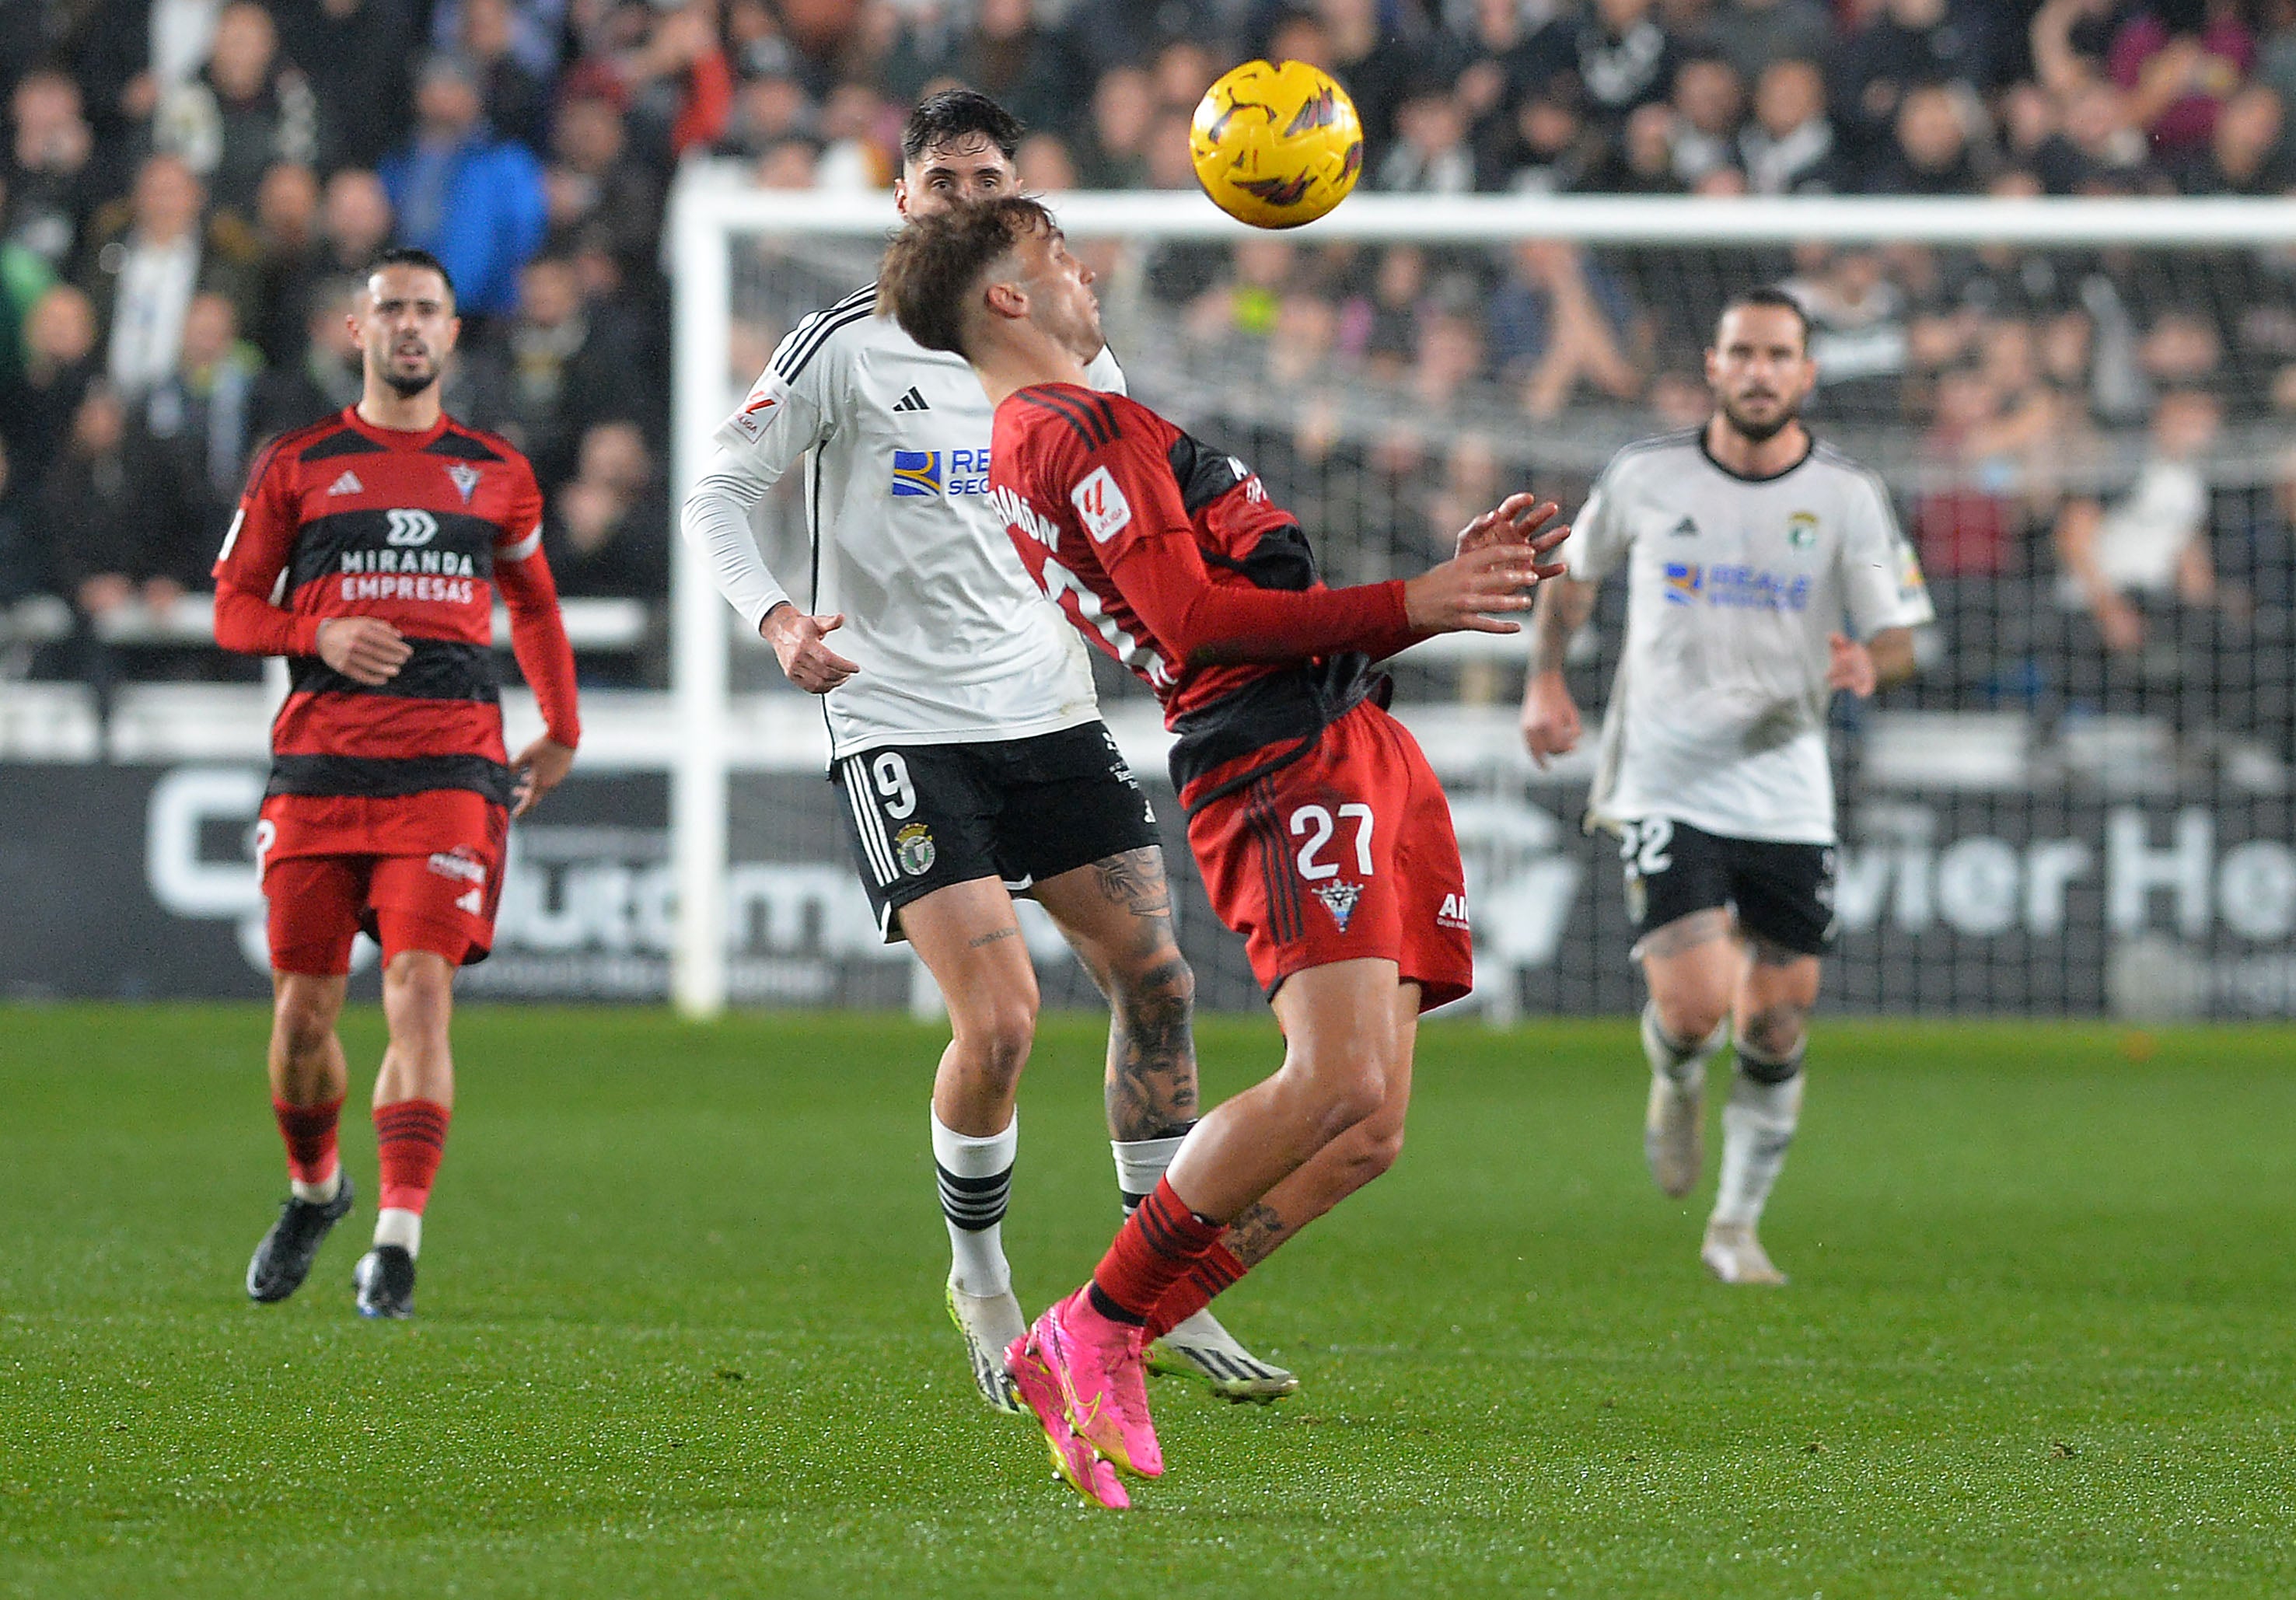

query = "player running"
[[217, 247, 580, 1319], [680, 90, 1292, 1407], [1520, 288, 1931, 1285], [879, 196, 1567, 1507]]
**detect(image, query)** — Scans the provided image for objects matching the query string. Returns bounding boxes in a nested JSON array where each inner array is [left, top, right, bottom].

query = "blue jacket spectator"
[[379, 54, 544, 316]]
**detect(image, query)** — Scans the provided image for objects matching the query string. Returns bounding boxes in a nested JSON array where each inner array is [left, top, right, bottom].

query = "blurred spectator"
[[152, 1, 318, 225], [1868, 81, 1990, 193], [2110, 0, 2258, 156], [489, 251, 654, 488], [950, 0, 1067, 135], [2054, 387, 2230, 652], [142, 289, 257, 539], [247, 161, 323, 368], [9, 283, 100, 487], [274, 0, 421, 171], [1665, 54, 1746, 185], [2176, 82, 2294, 189], [0, 172, 57, 398], [720, 66, 816, 160], [1738, 59, 1851, 191], [1574, 0, 1677, 127], [546, 419, 668, 598], [1375, 82, 1476, 193], [1345, 243, 1428, 377], [5, 68, 102, 273], [2030, 76, 2152, 191], [249, 276, 364, 442], [72, 0, 222, 142], [546, 93, 665, 272], [1488, 239, 1646, 418], [1704, 0, 1833, 89], [754, 136, 821, 189], [1078, 66, 1154, 189], [40, 381, 201, 623], [594, 0, 736, 160], [1833, 0, 1989, 160], [1015, 131, 1080, 192], [319, 168, 394, 278], [379, 52, 546, 319], [815, 82, 898, 190], [1410, 297, 1487, 409], [1317, 0, 1415, 157], [428, 0, 568, 79], [1488, 86, 1610, 192], [1188, 237, 1300, 344], [1445, 0, 1574, 133], [76, 152, 255, 399], [1786, 246, 1910, 409], [458, 0, 553, 152]]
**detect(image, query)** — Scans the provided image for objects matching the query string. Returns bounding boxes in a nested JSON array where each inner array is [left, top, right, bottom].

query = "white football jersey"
[[702, 283, 1119, 758], [1560, 428, 1934, 844]]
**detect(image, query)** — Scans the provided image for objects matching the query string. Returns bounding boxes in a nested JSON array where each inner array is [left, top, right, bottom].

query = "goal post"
[[667, 180, 2296, 1021]]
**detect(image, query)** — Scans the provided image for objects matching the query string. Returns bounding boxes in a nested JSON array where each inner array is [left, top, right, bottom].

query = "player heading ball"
[[881, 196, 1569, 1507]]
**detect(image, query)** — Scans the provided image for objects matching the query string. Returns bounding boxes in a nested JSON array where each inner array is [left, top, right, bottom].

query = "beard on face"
[[1720, 389, 1798, 442], [375, 344, 439, 398]]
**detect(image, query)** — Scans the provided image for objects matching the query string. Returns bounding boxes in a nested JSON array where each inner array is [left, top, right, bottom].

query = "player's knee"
[[272, 991, 337, 1063], [1283, 1042, 1395, 1144], [952, 990, 1039, 1089], [1654, 993, 1729, 1046], [1737, 1008, 1807, 1077]]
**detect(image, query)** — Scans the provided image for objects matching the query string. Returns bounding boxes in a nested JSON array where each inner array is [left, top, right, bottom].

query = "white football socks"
[[931, 1109, 1018, 1298], [373, 1207, 421, 1258], [1111, 1128, 1190, 1214], [1641, 1001, 1728, 1088], [1712, 1056, 1803, 1228], [290, 1165, 342, 1205]]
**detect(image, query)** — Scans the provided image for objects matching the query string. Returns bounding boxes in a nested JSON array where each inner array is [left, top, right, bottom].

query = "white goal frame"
[[666, 181, 2296, 1017]]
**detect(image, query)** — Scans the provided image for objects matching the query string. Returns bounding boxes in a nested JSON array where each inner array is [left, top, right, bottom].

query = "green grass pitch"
[[4, 1005, 2294, 1598]]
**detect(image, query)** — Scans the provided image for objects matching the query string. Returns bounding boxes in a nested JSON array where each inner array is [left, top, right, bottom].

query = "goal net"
[[668, 182, 2296, 1024]]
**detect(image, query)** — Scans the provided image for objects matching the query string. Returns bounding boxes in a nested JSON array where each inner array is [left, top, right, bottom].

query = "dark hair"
[[877, 195, 1054, 356], [1715, 286, 1810, 351], [900, 89, 1025, 168], [365, 246, 456, 305]]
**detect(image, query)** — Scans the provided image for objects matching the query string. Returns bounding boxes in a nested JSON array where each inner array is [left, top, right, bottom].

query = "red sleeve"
[[494, 470, 581, 749], [671, 47, 734, 153], [213, 580, 322, 655], [1065, 426, 1414, 667], [211, 438, 319, 657]]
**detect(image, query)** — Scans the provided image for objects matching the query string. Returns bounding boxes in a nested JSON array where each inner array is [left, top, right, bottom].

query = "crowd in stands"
[[3, 0, 2294, 734]]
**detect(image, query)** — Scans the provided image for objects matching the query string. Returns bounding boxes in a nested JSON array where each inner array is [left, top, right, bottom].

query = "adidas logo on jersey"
[[890, 386, 930, 413], [1669, 515, 1699, 538], [327, 470, 364, 496]]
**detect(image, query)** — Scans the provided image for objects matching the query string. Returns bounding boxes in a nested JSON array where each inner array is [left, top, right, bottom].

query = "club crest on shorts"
[[1312, 880, 1363, 932], [894, 823, 937, 877], [448, 462, 482, 504]]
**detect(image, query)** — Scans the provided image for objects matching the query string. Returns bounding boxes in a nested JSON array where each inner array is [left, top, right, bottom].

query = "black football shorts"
[[833, 720, 1159, 941], [1617, 814, 1837, 957]]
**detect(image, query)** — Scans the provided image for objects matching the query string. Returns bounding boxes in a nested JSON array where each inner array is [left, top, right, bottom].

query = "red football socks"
[[273, 1094, 344, 1186], [1143, 1240, 1247, 1342], [1087, 1176, 1224, 1325], [374, 1099, 451, 1213]]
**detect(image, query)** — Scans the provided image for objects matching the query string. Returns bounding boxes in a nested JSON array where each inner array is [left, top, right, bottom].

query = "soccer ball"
[[1189, 60, 1364, 230]]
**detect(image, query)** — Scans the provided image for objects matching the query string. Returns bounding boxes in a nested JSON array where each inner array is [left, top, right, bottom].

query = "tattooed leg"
[[1635, 907, 1739, 1045], [1033, 847, 1199, 1141]]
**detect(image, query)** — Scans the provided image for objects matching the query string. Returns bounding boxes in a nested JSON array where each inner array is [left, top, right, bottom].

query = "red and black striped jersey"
[[989, 385, 1418, 801], [211, 407, 580, 806]]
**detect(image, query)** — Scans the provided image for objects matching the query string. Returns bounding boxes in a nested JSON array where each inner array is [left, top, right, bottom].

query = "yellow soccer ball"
[[1189, 60, 1365, 229]]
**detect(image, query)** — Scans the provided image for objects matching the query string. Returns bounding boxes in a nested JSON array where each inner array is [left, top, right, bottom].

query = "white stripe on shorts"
[[841, 760, 899, 885]]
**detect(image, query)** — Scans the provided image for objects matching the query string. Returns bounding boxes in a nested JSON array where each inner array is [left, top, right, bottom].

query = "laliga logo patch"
[[730, 384, 779, 440], [448, 463, 482, 504], [1071, 466, 1133, 542], [1312, 880, 1363, 933], [895, 823, 937, 877]]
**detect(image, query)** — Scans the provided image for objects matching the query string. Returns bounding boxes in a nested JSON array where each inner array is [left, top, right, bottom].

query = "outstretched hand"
[[763, 604, 860, 693], [1405, 494, 1571, 637], [510, 735, 575, 818], [1455, 491, 1564, 557]]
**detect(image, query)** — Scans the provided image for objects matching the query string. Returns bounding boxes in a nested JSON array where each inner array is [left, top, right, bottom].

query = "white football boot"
[[1700, 1218, 1787, 1285], [945, 1276, 1026, 1413], [1145, 1309, 1299, 1402]]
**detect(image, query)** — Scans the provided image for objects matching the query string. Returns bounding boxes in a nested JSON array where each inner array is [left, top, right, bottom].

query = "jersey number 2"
[[1291, 803, 1374, 881], [1620, 816, 1673, 879]]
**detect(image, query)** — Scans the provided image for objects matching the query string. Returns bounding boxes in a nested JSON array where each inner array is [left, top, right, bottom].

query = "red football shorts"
[[1185, 700, 1473, 1011], [257, 791, 509, 974]]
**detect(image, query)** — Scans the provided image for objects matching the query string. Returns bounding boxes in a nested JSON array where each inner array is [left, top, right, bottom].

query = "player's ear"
[[893, 176, 911, 218], [984, 277, 1028, 320]]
